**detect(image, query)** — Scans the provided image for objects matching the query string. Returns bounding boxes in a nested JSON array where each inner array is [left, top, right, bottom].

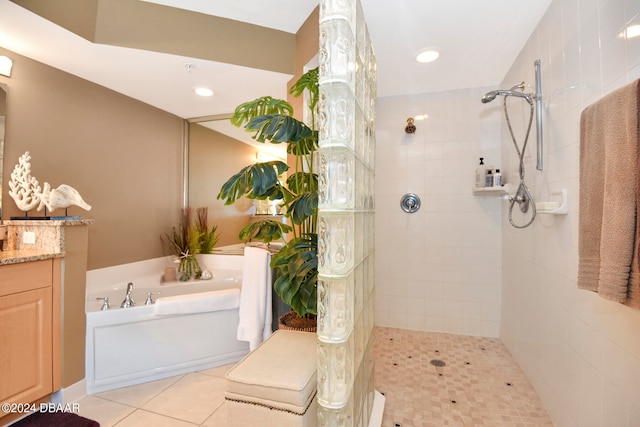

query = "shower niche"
[[472, 184, 510, 196]]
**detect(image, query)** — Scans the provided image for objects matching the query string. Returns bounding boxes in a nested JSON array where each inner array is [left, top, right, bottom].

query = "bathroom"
[[1, 0, 640, 426]]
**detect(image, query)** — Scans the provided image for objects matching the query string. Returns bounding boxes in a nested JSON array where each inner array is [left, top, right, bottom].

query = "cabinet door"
[[0, 287, 53, 405]]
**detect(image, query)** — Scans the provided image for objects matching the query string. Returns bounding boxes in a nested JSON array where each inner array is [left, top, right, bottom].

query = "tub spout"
[[121, 282, 136, 308]]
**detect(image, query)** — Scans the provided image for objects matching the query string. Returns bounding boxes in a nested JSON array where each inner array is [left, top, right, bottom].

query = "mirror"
[[0, 83, 6, 217], [187, 116, 287, 248]]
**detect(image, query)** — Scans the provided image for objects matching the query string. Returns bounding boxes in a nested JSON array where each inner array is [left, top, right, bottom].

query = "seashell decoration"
[[40, 183, 92, 212], [8, 151, 92, 214]]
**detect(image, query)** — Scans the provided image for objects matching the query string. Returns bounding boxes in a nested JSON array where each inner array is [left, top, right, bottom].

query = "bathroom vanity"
[[0, 219, 92, 423], [0, 254, 62, 424]]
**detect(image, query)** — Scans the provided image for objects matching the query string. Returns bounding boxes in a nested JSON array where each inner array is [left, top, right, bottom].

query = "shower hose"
[[503, 87, 536, 229]]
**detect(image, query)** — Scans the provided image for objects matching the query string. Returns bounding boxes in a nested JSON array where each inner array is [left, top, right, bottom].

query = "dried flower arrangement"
[[163, 207, 219, 281]]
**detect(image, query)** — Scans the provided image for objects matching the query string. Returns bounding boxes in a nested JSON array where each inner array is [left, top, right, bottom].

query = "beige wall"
[[288, 7, 319, 118], [0, 47, 183, 270], [13, 0, 296, 75], [0, 86, 6, 115], [60, 224, 90, 387], [188, 123, 257, 247]]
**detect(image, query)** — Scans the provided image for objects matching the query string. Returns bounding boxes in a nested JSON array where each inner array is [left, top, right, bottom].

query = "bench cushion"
[[225, 329, 316, 409]]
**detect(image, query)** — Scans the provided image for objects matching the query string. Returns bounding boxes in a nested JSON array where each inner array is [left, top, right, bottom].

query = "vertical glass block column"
[[318, 0, 376, 425]]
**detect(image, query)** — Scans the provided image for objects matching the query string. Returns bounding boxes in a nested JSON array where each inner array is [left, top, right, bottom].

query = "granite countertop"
[[3, 219, 95, 226], [0, 249, 64, 265]]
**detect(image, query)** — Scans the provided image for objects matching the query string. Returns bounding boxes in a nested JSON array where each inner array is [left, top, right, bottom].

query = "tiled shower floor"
[[375, 327, 554, 426], [73, 327, 553, 426]]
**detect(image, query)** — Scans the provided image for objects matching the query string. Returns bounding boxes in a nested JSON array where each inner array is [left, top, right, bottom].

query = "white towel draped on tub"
[[154, 288, 241, 316], [237, 246, 273, 351]]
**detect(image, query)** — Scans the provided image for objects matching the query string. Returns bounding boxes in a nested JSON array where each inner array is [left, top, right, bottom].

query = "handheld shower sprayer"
[[480, 60, 544, 229], [481, 81, 537, 228], [481, 83, 533, 105], [480, 91, 499, 103]]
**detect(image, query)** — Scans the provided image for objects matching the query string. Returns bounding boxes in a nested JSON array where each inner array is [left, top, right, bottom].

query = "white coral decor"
[[8, 151, 42, 212], [8, 151, 92, 213]]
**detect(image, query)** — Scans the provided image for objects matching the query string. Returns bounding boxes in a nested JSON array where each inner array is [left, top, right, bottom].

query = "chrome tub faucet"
[[121, 282, 136, 308]]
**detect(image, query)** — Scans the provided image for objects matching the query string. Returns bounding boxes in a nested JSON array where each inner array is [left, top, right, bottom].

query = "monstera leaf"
[[238, 219, 293, 244], [246, 114, 313, 144], [288, 192, 318, 225], [289, 67, 319, 112], [231, 96, 293, 128], [271, 234, 318, 317], [286, 132, 318, 156], [217, 161, 288, 205], [286, 171, 318, 194]]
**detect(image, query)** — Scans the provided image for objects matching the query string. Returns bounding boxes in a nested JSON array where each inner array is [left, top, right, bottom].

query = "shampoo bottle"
[[493, 169, 502, 187], [485, 169, 494, 187]]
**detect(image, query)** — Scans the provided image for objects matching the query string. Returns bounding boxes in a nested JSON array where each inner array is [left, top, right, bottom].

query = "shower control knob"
[[401, 193, 421, 213]]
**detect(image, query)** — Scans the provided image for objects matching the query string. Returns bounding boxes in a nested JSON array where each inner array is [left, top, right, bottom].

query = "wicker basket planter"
[[278, 311, 317, 333]]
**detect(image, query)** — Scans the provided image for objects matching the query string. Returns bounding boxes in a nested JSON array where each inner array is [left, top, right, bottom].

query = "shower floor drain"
[[430, 359, 446, 367]]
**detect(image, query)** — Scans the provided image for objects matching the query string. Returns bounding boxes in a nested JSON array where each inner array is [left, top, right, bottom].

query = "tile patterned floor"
[[375, 327, 554, 427], [76, 365, 231, 426], [74, 327, 553, 426]]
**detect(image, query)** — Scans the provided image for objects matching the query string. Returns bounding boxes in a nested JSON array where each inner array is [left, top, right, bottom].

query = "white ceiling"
[[0, 0, 552, 151]]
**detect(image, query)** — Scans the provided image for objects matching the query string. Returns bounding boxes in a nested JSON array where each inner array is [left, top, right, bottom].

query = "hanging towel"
[[578, 79, 640, 303], [154, 288, 240, 316], [237, 246, 273, 351], [628, 81, 640, 309]]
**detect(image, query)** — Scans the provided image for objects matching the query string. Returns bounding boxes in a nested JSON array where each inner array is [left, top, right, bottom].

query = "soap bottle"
[[485, 169, 493, 187], [493, 169, 502, 187], [475, 157, 486, 188]]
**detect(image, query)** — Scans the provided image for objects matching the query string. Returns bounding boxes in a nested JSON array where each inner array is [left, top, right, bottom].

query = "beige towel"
[[628, 81, 640, 308], [578, 79, 640, 303]]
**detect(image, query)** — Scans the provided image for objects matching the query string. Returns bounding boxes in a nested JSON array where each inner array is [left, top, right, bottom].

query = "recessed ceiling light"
[[414, 114, 429, 120], [193, 86, 214, 97], [416, 49, 440, 63]]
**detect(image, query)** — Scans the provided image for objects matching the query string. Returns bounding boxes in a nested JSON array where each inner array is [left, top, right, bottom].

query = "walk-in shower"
[[481, 60, 543, 229]]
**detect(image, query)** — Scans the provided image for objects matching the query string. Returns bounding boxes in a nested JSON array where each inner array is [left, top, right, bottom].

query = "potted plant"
[[217, 68, 319, 330], [163, 207, 219, 281]]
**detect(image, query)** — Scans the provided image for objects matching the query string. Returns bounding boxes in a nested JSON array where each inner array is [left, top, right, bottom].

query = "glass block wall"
[[317, 0, 376, 425]]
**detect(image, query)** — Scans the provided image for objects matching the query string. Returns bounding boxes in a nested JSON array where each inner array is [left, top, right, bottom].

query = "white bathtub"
[[85, 253, 250, 394]]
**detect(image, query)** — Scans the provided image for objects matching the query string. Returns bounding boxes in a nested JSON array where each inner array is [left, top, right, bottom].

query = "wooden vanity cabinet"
[[0, 258, 61, 420]]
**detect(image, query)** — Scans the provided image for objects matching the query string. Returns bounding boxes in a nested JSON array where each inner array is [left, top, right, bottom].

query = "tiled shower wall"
[[500, 0, 640, 425], [374, 88, 504, 337]]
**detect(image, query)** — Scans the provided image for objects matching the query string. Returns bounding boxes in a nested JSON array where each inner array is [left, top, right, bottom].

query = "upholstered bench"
[[225, 329, 317, 427]]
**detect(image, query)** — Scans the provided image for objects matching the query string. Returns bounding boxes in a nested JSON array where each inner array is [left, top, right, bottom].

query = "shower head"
[[481, 89, 533, 105], [481, 91, 499, 103]]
